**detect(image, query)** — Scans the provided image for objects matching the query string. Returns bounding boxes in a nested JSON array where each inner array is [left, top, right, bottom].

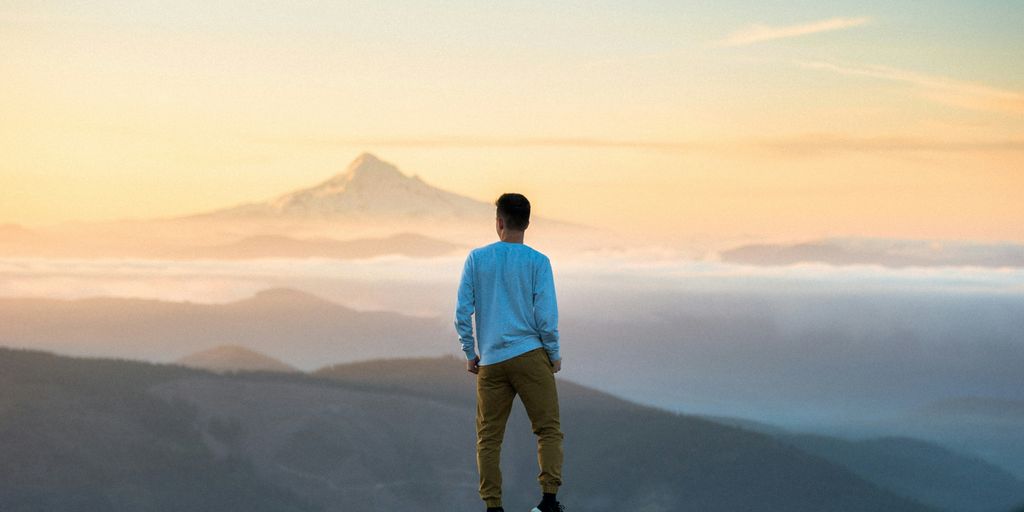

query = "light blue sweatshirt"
[[455, 240, 560, 366]]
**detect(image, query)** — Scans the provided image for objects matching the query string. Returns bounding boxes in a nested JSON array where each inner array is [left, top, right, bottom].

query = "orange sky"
[[1, 3, 1022, 243]]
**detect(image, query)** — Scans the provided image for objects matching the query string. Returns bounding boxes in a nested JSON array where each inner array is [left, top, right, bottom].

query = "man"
[[455, 193, 565, 512]]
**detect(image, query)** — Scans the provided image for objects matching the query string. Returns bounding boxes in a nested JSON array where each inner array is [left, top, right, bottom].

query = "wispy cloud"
[[259, 134, 1024, 156], [259, 135, 702, 152], [752, 133, 1024, 156], [798, 61, 1024, 115], [717, 16, 870, 47]]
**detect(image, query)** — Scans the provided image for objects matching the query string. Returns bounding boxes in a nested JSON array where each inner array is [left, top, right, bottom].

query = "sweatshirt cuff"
[[464, 349, 478, 360], [546, 348, 560, 362]]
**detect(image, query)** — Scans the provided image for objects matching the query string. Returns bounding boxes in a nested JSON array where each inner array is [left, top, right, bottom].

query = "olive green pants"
[[476, 347, 563, 508]]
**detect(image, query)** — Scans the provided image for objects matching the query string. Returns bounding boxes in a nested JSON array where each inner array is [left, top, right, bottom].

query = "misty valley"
[[2, 276, 1023, 512]]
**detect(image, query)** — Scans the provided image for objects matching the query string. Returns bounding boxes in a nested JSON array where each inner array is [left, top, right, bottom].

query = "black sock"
[[542, 492, 557, 504], [486, 507, 503, 512]]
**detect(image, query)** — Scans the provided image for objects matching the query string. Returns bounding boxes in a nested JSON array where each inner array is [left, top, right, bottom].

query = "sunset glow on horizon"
[[2, 1, 1022, 244]]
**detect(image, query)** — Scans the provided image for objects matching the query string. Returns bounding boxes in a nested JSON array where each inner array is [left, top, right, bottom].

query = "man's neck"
[[499, 231, 525, 243]]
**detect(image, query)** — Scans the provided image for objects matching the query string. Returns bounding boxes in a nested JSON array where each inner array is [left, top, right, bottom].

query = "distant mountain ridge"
[[718, 236, 1024, 268]]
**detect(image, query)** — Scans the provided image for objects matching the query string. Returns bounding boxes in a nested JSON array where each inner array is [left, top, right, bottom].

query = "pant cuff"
[[542, 484, 560, 494], [485, 498, 502, 507]]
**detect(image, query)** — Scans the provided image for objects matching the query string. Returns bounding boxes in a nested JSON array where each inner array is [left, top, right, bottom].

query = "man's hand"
[[551, 358, 561, 374], [467, 356, 480, 374]]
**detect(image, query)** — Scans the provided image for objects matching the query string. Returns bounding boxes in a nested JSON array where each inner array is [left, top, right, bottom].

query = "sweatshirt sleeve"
[[533, 255, 560, 361], [454, 252, 477, 360]]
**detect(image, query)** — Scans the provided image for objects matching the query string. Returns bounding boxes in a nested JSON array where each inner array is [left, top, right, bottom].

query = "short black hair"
[[495, 193, 530, 231]]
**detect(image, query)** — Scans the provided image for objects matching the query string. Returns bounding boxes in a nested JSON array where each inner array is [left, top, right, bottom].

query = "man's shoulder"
[[467, 242, 499, 257], [525, 245, 550, 262], [464, 243, 494, 265]]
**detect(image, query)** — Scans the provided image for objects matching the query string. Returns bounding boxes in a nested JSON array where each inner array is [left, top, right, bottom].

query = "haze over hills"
[[705, 413, 1024, 512], [863, 397, 1024, 479], [0, 346, 939, 512], [3, 284, 1022, 481], [176, 345, 301, 374], [916, 397, 1024, 420], [777, 434, 1024, 512], [0, 287, 451, 369], [173, 232, 462, 260], [0, 223, 37, 242]]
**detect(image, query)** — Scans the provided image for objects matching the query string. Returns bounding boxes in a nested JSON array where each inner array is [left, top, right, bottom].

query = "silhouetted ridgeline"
[[0, 347, 320, 512], [0, 346, 937, 512]]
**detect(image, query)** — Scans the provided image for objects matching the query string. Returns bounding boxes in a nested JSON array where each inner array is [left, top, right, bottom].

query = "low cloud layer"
[[2, 253, 1022, 310]]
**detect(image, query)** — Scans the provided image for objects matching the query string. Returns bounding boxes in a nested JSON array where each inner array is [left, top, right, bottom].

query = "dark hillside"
[[0, 347, 936, 512]]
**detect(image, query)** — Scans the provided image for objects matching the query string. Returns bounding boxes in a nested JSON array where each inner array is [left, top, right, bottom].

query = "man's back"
[[455, 240, 560, 366], [458, 192, 565, 512]]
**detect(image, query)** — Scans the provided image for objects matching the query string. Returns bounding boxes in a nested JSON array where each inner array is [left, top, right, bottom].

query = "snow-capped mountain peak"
[[310, 152, 409, 194], [201, 152, 491, 220]]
